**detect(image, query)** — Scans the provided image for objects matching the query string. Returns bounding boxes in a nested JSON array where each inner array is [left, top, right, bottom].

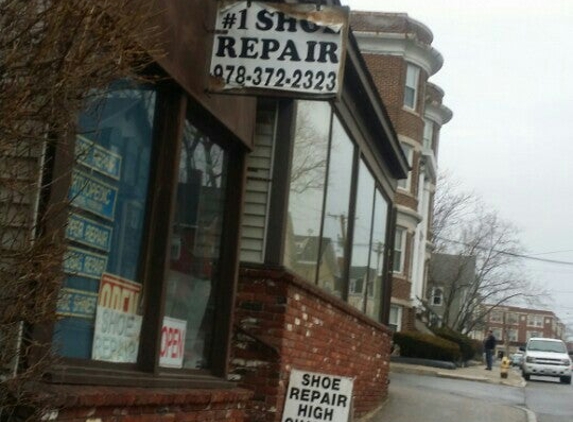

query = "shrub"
[[393, 331, 461, 362], [432, 327, 477, 362]]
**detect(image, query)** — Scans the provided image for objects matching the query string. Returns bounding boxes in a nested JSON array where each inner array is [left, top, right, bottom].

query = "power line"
[[434, 235, 573, 266]]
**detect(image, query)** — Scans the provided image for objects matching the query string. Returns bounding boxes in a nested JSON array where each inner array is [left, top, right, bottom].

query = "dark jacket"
[[484, 333, 496, 350]]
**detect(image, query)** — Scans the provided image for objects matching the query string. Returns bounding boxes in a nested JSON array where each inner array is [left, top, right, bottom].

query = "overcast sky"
[[344, 0, 573, 333]]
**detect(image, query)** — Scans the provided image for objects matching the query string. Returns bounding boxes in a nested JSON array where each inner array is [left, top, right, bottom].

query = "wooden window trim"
[[29, 82, 244, 387]]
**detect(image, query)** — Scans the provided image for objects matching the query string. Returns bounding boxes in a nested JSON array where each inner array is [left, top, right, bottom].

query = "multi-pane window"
[[527, 314, 544, 327], [392, 227, 406, 273], [53, 82, 233, 375], [508, 329, 518, 342], [403, 64, 420, 110], [284, 101, 391, 322]]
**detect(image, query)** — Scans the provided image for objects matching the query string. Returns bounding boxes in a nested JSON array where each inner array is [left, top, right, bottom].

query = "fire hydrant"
[[500, 356, 510, 378]]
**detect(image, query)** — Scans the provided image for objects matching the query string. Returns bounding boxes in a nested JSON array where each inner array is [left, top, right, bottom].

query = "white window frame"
[[423, 118, 434, 150], [393, 227, 406, 274], [431, 286, 443, 307], [403, 64, 420, 110], [389, 305, 402, 332], [397, 143, 413, 191]]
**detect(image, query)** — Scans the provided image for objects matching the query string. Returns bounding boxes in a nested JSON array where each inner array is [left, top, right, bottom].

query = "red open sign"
[[159, 316, 187, 368]]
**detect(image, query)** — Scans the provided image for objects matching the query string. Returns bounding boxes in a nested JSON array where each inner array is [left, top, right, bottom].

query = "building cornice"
[[396, 204, 423, 228], [425, 101, 453, 126], [353, 31, 444, 76]]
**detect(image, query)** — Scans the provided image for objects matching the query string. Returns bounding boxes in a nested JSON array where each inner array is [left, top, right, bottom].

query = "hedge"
[[432, 327, 478, 362], [393, 331, 461, 362]]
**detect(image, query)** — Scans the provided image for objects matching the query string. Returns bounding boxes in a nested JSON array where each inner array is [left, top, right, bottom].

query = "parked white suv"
[[521, 337, 572, 384]]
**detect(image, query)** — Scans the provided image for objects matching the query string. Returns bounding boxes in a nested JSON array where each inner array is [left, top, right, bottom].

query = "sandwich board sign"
[[281, 369, 354, 422]]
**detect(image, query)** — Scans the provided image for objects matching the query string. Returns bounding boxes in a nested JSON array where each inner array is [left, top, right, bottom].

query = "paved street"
[[369, 372, 528, 422], [525, 377, 573, 422], [367, 362, 573, 422]]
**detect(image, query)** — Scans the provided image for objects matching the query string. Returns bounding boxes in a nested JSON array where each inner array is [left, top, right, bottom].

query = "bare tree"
[[0, 1, 159, 420], [428, 173, 544, 335], [431, 171, 476, 253], [289, 107, 328, 195]]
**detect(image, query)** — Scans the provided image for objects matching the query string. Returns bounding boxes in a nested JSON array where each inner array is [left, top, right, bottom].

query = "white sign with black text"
[[209, 1, 348, 97], [281, 369, 354, 422]]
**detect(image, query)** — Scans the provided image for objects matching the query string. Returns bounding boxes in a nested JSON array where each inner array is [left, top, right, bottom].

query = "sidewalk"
[[390, 360, 526, 388]]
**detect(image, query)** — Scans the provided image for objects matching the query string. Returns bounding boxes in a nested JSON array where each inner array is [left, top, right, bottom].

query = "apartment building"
[[350, 12, 453, 332], [476, 305, 567, 355]]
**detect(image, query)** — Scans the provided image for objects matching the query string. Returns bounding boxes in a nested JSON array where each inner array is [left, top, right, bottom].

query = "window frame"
[[392, 227, 406, 274], [274, 99, 395, 323], [396, 143, 413, 192], [431, 286, 443, 307], [33, 83, 244, 388], [388, 305, 402, 332], [423, 118, 434, 150], [403, 64, 420, 111]]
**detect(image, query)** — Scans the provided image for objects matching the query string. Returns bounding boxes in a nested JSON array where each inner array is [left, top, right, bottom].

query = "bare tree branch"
[[1, 1, 160, 419]]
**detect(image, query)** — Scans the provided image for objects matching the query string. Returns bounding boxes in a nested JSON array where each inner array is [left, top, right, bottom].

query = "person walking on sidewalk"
[[484, 330, 496, 370]]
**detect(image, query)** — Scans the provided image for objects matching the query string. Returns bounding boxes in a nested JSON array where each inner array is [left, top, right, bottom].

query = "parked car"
[[510, 353, 523, 368], [521, 337, 572, 384]]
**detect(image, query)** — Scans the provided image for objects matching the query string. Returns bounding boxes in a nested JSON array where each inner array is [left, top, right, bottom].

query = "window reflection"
[[366, 189, 388, 321], [348, 160, 375, 312], [55, 85, 156, 361], [317, 116, 354, 297], [162, 120, 228, 370], [282, 101, 391, 321], [284, 101, 330, 283]]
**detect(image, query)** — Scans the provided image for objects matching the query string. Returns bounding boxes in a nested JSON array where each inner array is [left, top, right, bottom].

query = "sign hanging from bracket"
[[208, 1, 349, 98]]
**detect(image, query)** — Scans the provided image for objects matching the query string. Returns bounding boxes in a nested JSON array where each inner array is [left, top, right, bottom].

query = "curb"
[[391, 364, 525, 388], [436, 371, 489, 383], [515, 406, 537, 422]]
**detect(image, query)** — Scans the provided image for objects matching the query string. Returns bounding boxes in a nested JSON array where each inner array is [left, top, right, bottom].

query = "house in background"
[[350, 12, 453, 332], [427, 253, 477, 329]]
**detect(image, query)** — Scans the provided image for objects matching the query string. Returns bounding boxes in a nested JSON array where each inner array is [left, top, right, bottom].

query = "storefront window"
[[348, 160, 375, 311], [366, 189, 389, 321], [283, 101, 391, 320], [54, 85, 156, 361], [316, 116, 354, 297], [161, 120, 228, 370], [284, 101, 330, 283], [53, 82, 233, 374]]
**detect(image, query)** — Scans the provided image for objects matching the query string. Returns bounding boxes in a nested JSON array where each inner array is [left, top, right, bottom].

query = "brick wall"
[[232, 265, 393, 422], [36, 386, 252, 422]]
